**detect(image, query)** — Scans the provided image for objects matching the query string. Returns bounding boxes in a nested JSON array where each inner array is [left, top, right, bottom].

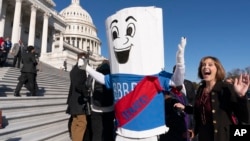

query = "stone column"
[[11, 0, 22, 44], [64, 36, 68, 43], [51, 30, 56, 52], [82, 39, 86, 50], [74, 37, 77, 47], [90, 40, 93, 52], [69, 37, 71, 45], [0, 0, 2, 17], [70, 37, 73, 45], [92, 42, 94, 53], [41, 12, 50, 55], [0, 2, 7, 37], [87, 39, 90, 51], [59, 32, 63, 51], [79, 38, 82, 49], [94, 42, 97, 54], [98, 44, 101, 55], [28, 5, 37, 46]]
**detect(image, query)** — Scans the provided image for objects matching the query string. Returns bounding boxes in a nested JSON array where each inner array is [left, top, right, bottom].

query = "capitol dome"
[[60, 1, 93, 24], [58, 0, 101, 58]]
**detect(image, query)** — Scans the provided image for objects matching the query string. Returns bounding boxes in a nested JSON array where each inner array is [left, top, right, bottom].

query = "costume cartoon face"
[[106, 7, 165, 75]]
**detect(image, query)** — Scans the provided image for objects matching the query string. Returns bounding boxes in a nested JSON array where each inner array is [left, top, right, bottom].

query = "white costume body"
[[79, 6, 186, 141]]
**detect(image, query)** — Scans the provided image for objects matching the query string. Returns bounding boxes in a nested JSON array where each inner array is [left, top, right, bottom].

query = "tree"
[[226, 67, 250, 79], [245, 66, 250, 74]]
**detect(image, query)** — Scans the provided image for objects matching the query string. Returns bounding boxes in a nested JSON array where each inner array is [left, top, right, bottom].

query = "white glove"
[[78, 58, 88, 70], [176, 37, 186, 66]]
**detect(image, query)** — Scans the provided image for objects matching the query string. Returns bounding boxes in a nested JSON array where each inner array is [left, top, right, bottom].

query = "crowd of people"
[[0, 37, 27, 68], [2, 41, 249, 141], [66, 54, 249, 141], [1, 36, 249, 141], [2, 38, 249, 141], [0, 36, 39, 96], [1, 26, 249, 141], [66, 56, 115, 141]]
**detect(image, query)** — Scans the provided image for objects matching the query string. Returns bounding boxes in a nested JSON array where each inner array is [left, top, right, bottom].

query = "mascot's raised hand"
[[171, 37, 187, 86], [176, 37, 186, 66]]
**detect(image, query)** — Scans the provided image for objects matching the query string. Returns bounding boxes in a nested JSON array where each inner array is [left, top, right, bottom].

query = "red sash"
[[115, 76, 163, 127]]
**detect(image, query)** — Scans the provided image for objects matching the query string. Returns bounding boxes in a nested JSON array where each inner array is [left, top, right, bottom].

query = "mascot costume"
[[78, 6, 187, 141]]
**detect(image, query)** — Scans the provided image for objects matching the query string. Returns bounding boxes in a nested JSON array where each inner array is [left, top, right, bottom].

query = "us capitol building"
[[0, 0, 106, 70]]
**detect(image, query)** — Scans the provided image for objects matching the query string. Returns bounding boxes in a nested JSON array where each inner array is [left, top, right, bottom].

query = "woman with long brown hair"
[[175, 56, 249, 141]]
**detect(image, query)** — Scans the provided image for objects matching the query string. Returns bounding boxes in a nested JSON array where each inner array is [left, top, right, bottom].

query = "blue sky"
[[53, 0, 250, 82]]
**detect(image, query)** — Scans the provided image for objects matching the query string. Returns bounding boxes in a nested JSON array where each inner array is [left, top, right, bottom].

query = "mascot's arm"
[[86, 65, 105, 84], [78, 58, 105, 84], [170, 37, 186, 86]]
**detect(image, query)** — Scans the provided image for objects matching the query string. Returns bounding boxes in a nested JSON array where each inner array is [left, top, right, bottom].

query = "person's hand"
[[188, 129, 195, 139], [176, 37, 186, 66], [182, 129, 194, 140], [173, 102, 185, 110], [234, 74, 250, 97], [78, 58, 88, 70]]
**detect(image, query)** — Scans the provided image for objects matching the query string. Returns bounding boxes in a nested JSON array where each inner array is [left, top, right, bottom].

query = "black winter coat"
[[66, 64, 88, 115]]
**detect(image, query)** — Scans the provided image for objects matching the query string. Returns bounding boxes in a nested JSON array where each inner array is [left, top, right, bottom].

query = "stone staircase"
[[0, 62, 72, 141]]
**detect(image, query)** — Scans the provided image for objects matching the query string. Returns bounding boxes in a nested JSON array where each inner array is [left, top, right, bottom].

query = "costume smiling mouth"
[[114, 45, 132, 64]]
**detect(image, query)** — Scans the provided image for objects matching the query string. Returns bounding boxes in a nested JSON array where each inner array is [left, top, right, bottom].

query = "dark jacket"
[[21, 52, 37, 73], [193, 81, 249, 141], [160, 89, 189, 141], [4, 40, 12, 52], [92, 63, 114, 107], [184, 79, 196, 105], [66, 64, 89, 115]]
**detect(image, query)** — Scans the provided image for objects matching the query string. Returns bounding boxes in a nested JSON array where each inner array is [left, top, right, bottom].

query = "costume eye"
[[126, 23, 135, 37], [111, 26, 119, 40]]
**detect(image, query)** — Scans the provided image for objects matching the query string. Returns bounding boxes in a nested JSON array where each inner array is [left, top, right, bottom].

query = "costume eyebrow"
[[125, 16, 137, 22], [110, 19, 118, 28]]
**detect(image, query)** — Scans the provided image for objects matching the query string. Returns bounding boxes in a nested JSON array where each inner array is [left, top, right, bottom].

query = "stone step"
[[0, 97, 67, 109], [0, 92, 68, 97], [0, 114, 69, 140], [43, 131, 71, 141], [3, 105, 67, 121], [12, 122, 70, 141], [2, 76, 70, 85], [0, 63, 71, 140], [4, 67, 69, 79], [0, 86, 70, 93]]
